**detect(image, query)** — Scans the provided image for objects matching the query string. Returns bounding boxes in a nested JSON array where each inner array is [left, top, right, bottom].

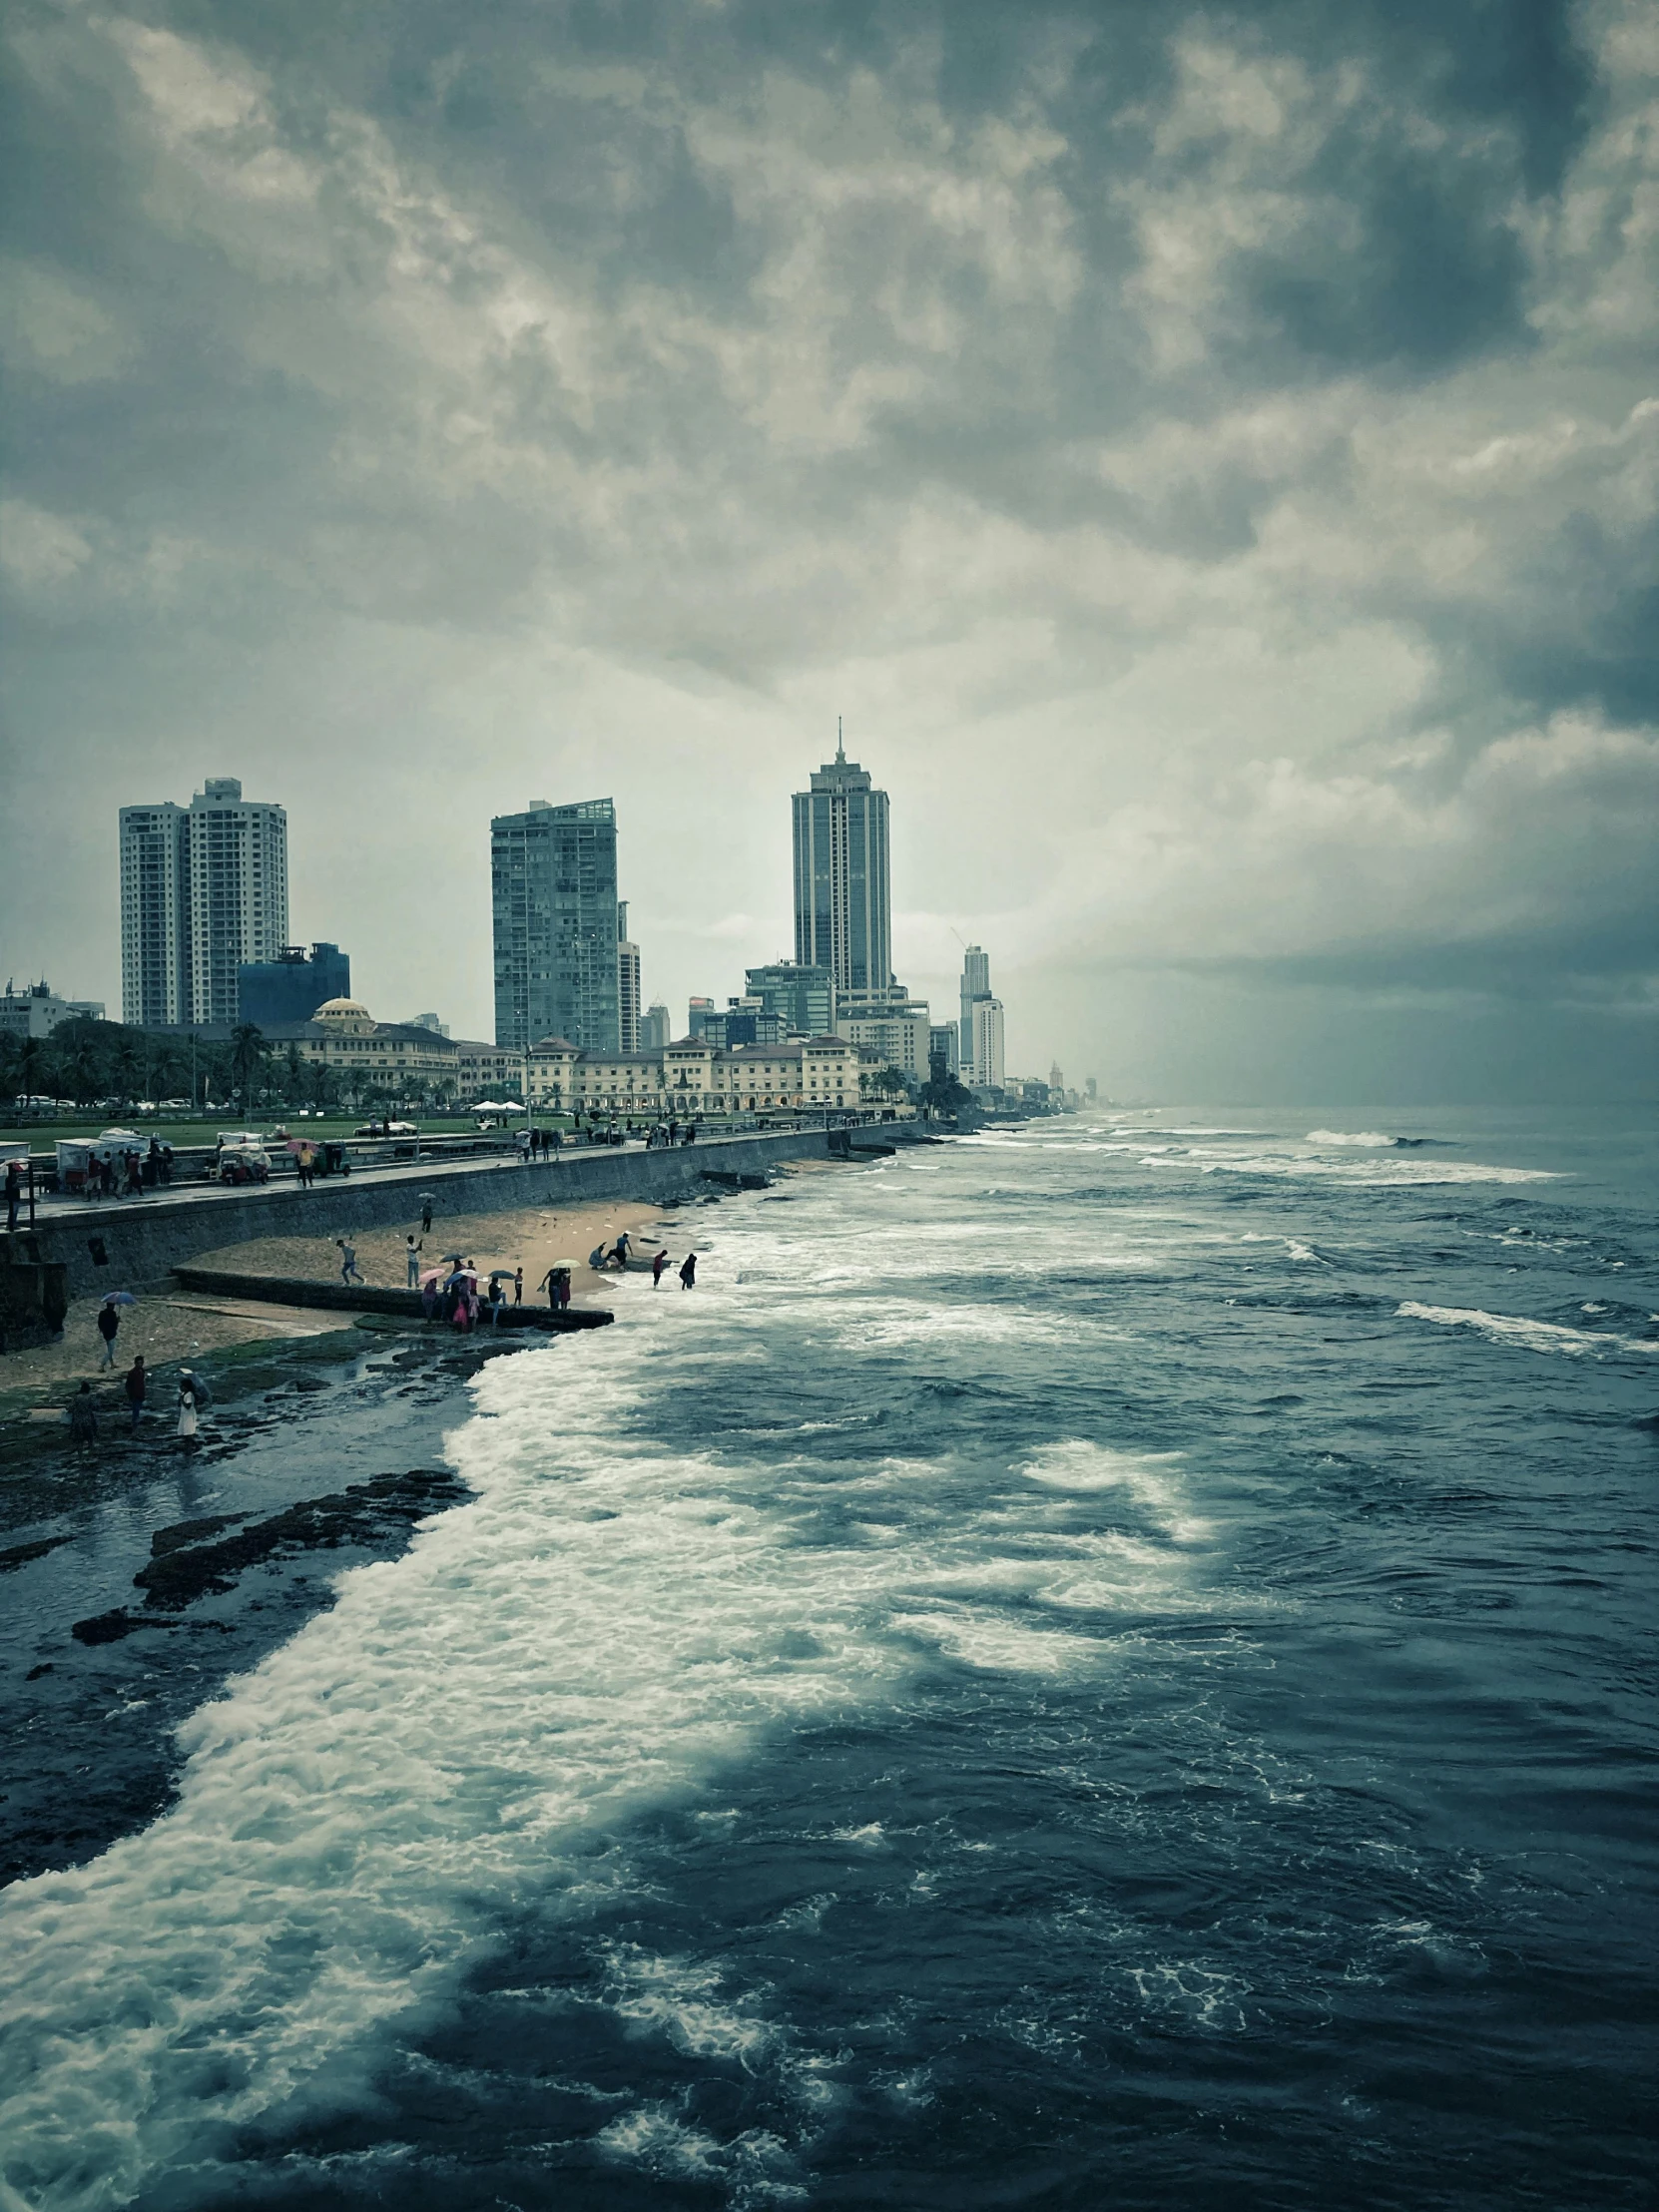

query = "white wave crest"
[[1307, 1129, 1404, 1147], [1396, 1302, 1659, 1358]]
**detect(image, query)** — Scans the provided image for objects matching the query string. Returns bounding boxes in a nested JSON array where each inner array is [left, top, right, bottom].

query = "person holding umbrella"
[[96, 1291, 134, 1369]]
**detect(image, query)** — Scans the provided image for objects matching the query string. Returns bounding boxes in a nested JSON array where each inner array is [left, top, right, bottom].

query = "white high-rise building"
[[188, 779, 288, 1025], [120, 779, 288, 1026], [120, 802, 192, 1026], [969, 996, 1004, 1091], [617, 900, 642, 1055]]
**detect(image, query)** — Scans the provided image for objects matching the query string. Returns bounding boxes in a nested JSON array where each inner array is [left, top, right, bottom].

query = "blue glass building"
[[792, 741, 890, 997], [491, 800, 620, 1053], [237, 942, 349, 1026]]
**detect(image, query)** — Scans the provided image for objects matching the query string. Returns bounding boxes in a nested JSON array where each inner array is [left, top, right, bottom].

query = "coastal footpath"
[[7, 1127, 887, 1302]]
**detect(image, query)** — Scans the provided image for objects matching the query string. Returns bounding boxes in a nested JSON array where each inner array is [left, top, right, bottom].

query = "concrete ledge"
[[171, 1269, 612, 1331]]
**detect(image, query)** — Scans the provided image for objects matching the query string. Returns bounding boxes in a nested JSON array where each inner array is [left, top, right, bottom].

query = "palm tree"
[[230, 1024, 269, 1117]]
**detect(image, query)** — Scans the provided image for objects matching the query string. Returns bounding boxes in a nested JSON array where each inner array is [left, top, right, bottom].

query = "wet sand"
[[1, 1159, 838, 1413], [0, 1199, 688, 1410]]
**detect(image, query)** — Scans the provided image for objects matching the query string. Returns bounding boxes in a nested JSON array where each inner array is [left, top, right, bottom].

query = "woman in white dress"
[[177, 1373, 200, 1445]]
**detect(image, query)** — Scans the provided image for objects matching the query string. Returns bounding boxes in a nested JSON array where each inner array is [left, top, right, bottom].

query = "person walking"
[[487, 1277, 506, 1328], [123, 1356, 147, 1433], [337, 1239, 365, 1286], [68, 1381, 99, 1444], [513, 1266, 523, 1307], [420, 1195, 434, 1234], [679, 1252, 698, 1290], [421, 1273, 438, 1325], [177, 1371, 202, 1448], [96, 1297, 121, 1370], [652, 1249, 669, 1287], [405, 1235, 423, 1288], [555, 1266, 571, 1313], [537, 1265, 560, 1310], [5, 1159, 20, 1234]]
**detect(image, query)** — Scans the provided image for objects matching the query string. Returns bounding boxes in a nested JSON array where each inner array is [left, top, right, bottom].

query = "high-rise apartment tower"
[[959, 943, 990, 1069], [120, 779, 288, 1027], [792, 734, 890, 997], [969, 996, 1005, 1091], [491, 799, 620, 1054], [617, 900, 642, 1055]]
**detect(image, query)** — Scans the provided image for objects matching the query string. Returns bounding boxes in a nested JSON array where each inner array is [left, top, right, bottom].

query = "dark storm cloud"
[[0, 0, 1653, 1094]]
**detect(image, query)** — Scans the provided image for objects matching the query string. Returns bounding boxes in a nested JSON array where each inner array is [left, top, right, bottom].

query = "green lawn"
[[0, 1114, 511, 1150]]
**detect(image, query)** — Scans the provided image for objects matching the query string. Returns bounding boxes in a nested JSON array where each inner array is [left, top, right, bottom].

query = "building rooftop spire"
[[835, 715, 844, 765]]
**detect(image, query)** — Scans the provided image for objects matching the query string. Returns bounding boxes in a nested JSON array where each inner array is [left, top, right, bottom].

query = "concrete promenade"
[[5, 1128, 852, 1300]]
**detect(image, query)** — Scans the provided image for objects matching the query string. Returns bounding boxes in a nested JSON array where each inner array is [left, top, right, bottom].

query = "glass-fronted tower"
[[491, 799, 620, 1053], [959, 943, 990, 1069], [792, 737, 890, 997]]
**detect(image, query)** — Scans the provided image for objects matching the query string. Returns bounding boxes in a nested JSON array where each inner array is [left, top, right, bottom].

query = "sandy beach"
[[0, 1194, 705, 1407]]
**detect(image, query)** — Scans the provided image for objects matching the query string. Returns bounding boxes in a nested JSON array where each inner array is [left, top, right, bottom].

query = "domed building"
[[310, 998, 376, 1034], [249, 997, 462, 1107]]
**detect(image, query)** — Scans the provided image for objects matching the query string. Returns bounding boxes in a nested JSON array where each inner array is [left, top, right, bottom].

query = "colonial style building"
[[274, 998, 459, 1096], [525, 1034, 860, 1119]]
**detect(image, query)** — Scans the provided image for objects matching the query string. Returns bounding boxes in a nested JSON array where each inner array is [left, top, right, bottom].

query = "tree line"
[[1, 1017, 457, 1120]]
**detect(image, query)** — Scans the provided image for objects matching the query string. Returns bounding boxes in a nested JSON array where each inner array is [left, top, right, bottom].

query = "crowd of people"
[[57, 1187, 705, 1457], [69, 1138, 175, 1200]]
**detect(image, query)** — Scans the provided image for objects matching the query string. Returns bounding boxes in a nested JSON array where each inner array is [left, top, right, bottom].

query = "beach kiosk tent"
[[55, 1129, 145, 1195]]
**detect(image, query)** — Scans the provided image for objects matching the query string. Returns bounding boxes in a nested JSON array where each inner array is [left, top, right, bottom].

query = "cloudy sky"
[[2, 0, 1655, 1102]]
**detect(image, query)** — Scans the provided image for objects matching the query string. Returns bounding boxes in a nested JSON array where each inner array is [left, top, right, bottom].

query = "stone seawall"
[[6, 1129, 848, 1300]]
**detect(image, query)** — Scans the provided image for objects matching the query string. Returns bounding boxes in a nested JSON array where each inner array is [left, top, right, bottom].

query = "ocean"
[[1, 1107, 1655, 2211]]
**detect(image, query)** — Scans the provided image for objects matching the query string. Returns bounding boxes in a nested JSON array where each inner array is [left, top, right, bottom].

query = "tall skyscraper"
[[792, 733, 890, 996], [969, 996, 1005, 1090], [959, 943, 990, 1067], [120, 803, 192, 1026], [639, 1002, 671, 1052], [188, 779, 288, 1025], [491, 799, 620, 1053], [120, 778, 287, 1026], [617, 900, 641, 1055]]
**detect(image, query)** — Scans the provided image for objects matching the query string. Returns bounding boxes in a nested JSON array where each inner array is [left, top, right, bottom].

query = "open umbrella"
[[441, 1251, 466, 1265], [102, 1291, 138, 1307]]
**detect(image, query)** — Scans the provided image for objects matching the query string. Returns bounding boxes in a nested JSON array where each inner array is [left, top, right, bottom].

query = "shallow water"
[[1, 1108, 1655, 2210]]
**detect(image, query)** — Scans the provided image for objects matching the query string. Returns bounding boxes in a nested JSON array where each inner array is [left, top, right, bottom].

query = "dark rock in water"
[[149, 1512, 250, 1558], [0, 1533, 74, 1575], [72, 1608, 179, 1645], [135, 1470, 464, 1610]]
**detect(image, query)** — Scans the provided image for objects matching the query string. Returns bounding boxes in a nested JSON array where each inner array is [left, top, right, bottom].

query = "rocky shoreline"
[[0, 1322, 532, 1890]]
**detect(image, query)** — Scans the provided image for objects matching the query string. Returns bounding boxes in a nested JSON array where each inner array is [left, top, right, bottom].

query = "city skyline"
[[3, 4, 1654, 1102]]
